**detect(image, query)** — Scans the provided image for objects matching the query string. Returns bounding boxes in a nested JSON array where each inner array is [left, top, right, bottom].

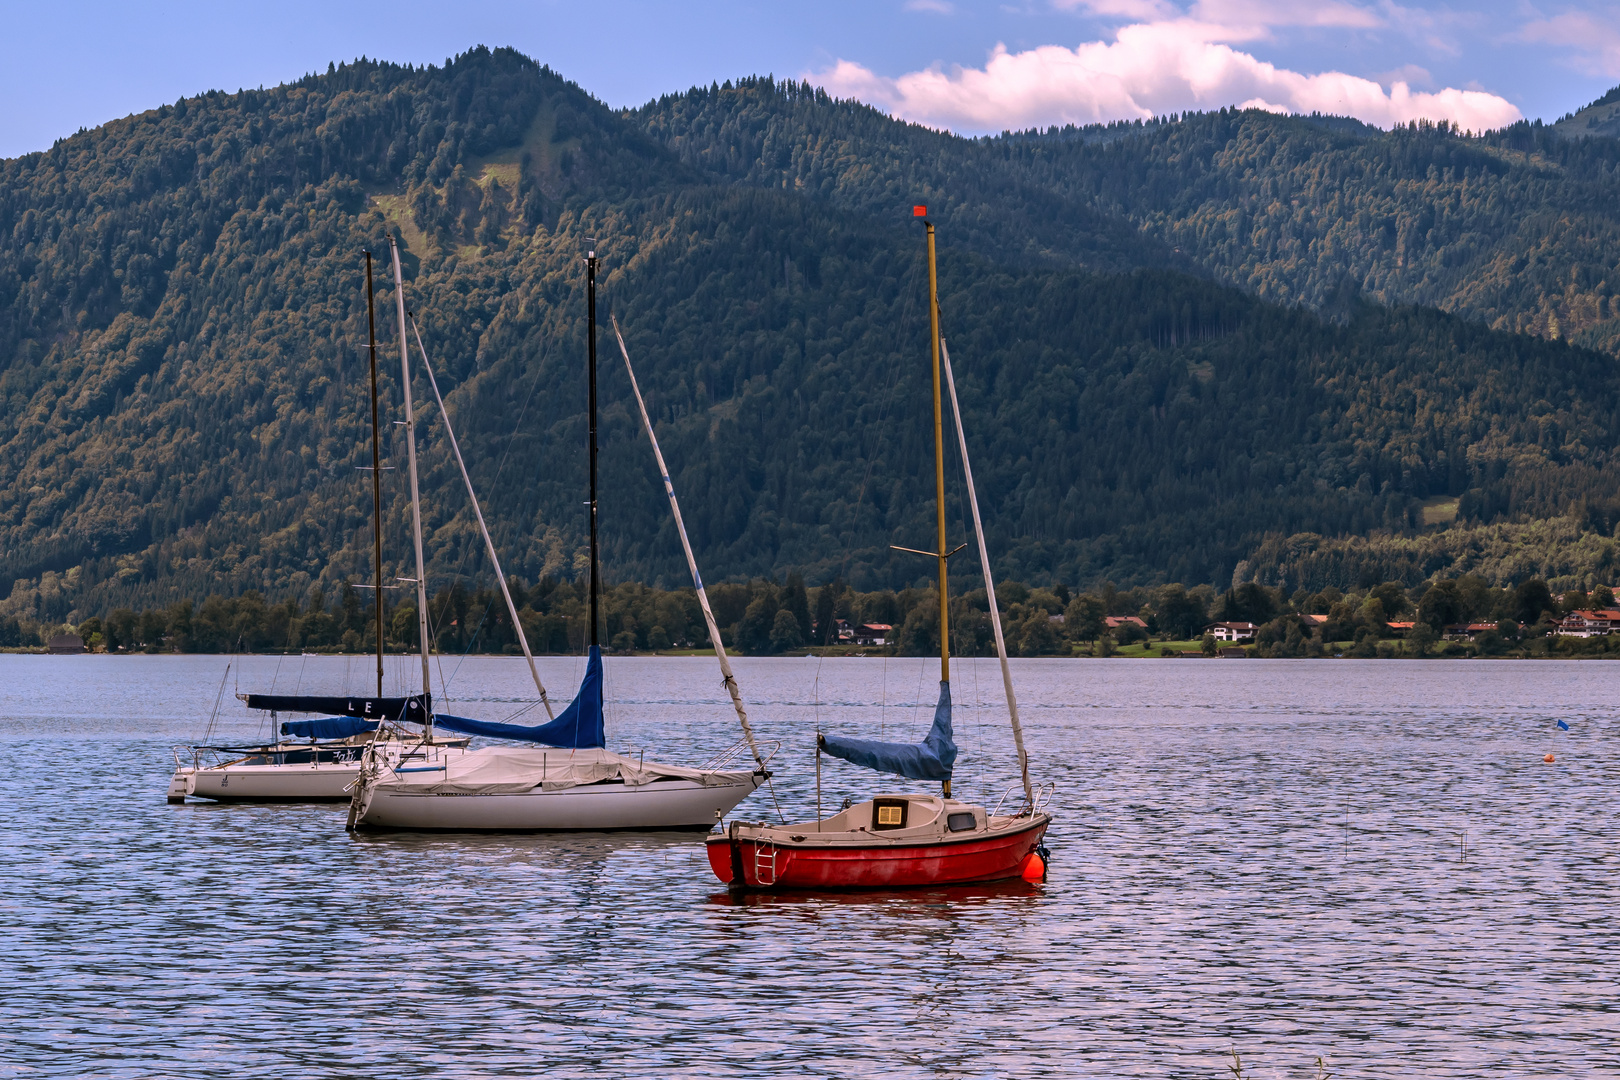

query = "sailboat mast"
[[926, 220, 949, 685], [390, 237, 433, 730], [365, 252, 385, 699], [611, 315, 763, 767], [942, 338, 1033, 810], [407, 313, 555, 719], [587, 247, 600, 651], [925, 215, 951, 799]]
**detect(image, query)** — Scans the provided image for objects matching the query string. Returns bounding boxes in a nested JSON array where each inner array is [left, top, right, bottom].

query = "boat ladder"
[[753, 840, 779, 886]]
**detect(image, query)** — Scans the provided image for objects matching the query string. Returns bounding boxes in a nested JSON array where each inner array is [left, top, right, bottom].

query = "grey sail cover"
[[820, 680, 957, 781]]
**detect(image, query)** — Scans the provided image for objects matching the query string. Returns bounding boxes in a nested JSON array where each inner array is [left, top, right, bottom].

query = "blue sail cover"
[[821, 680, 958, 781], [280, 716, 379, 740], [431, 646, 606, 748]]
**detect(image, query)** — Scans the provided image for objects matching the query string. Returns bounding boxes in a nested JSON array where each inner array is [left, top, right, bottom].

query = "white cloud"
[[1377, 63, 1434, 90], [1520, 12, 1620, 78], [904, 0, 955, 13], [1186, 0, 1381, 31], [813, 19, 1521, 133], [1059, 0, 1179, 18], [1061, 0, 1383, 32]]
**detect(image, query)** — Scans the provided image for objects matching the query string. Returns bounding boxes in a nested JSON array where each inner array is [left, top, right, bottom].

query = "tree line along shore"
[[3, 571, 1613, 660]]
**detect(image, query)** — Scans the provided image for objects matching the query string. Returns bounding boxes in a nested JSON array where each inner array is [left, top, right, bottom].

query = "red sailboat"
[[708, 209, 1051, 891]]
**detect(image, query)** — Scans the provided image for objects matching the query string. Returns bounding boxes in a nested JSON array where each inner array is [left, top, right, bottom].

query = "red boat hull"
[[707, 816, 1049, 890]]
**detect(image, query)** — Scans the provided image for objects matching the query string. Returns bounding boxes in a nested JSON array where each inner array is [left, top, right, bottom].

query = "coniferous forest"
[[9, 47, 1620, 642]]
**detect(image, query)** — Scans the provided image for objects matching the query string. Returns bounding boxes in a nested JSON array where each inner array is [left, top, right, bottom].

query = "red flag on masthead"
[[913, 205, 927, 217]]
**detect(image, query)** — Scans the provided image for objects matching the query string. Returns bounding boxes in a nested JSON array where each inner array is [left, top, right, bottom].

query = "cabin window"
[[873, 799, 908, 830], [947, 812, 977, 832]]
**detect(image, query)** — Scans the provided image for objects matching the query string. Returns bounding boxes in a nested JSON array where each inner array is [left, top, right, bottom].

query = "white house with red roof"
[[1555, 609, 1620, 637]]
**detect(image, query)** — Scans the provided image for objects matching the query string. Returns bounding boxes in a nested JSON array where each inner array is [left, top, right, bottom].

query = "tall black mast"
[[365, 252, 385, 698], [587, 245, 599, 651]]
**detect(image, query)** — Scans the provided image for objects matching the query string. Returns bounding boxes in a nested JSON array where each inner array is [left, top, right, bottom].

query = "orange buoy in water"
[[1544, 753, 1556, 763], [1021, 850, 1046, 883]]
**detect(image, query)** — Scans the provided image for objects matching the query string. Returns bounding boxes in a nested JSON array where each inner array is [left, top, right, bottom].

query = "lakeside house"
[[47, 633, 85, 655], [1445, 622, 1501, 641], [1386, 621, 1415, 638], [1105, 615, 1147, 632], [1205, 621, 1258, 642], [853, 623, 892, 646], [1300, 613, 1329, 627], [1555, 609, 1620, 637]]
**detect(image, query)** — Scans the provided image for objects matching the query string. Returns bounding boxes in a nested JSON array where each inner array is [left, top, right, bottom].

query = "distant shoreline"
[[2, 646, 1612, 660]]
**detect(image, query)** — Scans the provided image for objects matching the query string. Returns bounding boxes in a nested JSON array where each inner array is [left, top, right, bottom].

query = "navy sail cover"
[[432, 646, 606, 748], [280, 716, 379, 740], [820, 680, 958, 781], [243, 693, 430, 724]]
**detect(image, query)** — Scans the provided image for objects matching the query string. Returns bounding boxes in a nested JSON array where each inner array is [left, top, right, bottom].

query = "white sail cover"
[[374, 747, 741, 795]]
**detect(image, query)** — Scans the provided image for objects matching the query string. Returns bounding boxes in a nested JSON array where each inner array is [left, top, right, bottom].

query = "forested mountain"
[[639, 79, 1620, 349], [6, 47, 1620, 627]]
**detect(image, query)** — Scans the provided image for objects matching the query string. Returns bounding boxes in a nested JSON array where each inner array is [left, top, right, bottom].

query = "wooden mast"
[[364, 252, 385, 698], [924, 212, 950, 799]]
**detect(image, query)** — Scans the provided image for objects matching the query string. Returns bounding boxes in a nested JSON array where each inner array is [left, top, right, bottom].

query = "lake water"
[[1, 654, 1615, 1079]]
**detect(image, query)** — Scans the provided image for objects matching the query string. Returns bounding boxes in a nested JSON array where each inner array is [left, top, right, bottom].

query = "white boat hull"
[[353, 772, 766, 832], [174, 762, 360, 803]]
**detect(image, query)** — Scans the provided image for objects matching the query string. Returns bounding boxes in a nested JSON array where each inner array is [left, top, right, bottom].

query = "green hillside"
[[6, 48, 1620, 627], [639, 80, 1620, 349]]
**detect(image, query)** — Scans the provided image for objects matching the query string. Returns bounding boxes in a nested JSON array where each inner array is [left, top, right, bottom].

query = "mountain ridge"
[[6, 49, 1620, 626]]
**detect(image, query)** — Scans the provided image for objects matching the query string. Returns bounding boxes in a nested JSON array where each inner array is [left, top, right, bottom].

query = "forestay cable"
[[408, 312, 555, 719], [941, 338, 1033, 809], [612, 316, 763, 768]]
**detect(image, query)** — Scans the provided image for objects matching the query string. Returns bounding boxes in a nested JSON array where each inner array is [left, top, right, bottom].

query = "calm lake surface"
[[1, 654, 1614, 1079]]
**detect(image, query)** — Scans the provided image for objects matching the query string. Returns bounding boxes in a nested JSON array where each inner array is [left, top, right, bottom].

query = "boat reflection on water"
[[705, 876, 1046, 908]]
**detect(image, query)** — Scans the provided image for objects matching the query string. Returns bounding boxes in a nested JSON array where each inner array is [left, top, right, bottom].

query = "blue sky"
[[3, 1, 1619, 157]]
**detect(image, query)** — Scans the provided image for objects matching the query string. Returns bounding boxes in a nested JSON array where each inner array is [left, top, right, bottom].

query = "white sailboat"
[[347, 243, 768, 831], [167, 696, 440, 804], [168, 246, 465, 803]]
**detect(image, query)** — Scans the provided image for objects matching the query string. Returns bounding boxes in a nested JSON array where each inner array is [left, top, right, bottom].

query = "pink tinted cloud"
[[815, 19, 1521, 133]]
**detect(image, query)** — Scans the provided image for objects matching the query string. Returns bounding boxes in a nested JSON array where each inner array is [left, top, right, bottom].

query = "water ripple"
[[1, 655, 1616, 1078]]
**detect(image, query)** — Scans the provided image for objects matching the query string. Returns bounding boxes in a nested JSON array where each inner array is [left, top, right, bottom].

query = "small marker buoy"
[[1021, 850, 1046, 883], [1544, 753, 1556, 763]]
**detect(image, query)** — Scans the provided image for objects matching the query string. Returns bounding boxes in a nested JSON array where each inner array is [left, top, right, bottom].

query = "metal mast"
[[407, 312, 554, 719], [941, 338, 1033, 809], [389, 237, 433, 733], [587, 245, 600, 652], [364, 252, 385, 698]]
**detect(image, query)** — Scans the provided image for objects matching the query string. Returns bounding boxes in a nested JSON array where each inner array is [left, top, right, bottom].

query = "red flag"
[[913, 205, 927, 217]]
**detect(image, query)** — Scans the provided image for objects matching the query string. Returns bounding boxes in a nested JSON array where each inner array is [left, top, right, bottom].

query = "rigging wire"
[[199, 663, 232, 748], [405, 315, 554, 697]]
